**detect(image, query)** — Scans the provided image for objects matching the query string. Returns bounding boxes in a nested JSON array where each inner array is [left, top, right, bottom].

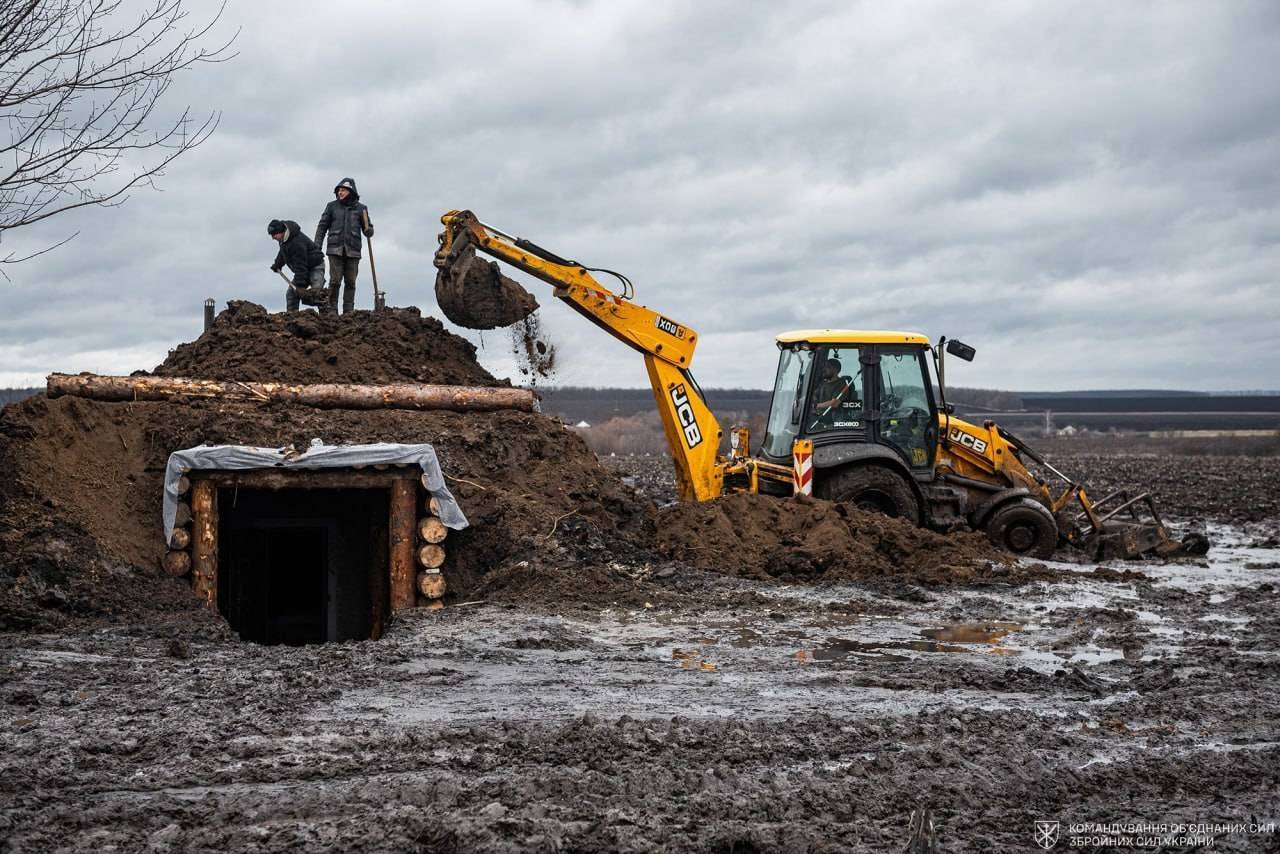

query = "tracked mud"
[[3, 528, 1277, 852]]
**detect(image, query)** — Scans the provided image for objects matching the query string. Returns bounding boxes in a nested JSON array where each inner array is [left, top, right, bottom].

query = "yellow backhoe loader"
[[434, 210, 1207, 561]]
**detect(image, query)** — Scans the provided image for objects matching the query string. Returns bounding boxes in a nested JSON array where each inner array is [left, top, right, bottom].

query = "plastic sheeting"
[[162, 442, 468, 541]]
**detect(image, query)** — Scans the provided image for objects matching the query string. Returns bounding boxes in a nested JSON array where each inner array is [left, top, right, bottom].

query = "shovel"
[[277, 269, 329, 307], [362, 210, 385, 311]]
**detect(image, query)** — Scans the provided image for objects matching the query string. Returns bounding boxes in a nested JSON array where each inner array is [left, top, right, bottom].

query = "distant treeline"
[[538, 386, 1023, 424], [0, 388, 39, 406]]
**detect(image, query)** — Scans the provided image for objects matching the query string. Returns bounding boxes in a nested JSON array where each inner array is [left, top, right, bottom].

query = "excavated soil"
[[153, 300, 502, 386], [655, 492, 1032, 587], [0, 395, 648, 630], [4, 299, 1124, 633], [0, 301, 657, 630]]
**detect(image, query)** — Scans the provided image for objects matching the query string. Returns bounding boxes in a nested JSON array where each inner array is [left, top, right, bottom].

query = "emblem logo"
[[1034, 821, 1060, 850], [948, 427, 988, 454], [655, 315, 685, 339], [670, 384, 702, 448]]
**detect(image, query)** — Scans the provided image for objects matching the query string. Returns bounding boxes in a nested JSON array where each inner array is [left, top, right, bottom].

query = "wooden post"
[[190, 480, 218, 607], [389, 480, 416, 611], [369, 507, 389, 640]]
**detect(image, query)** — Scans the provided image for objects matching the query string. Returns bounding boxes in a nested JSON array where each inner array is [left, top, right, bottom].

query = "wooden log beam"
[[192, 469, 417, 491], [417, 516, 448, 544], [417, 571, 447, 599], [168, 528, 191, 550], [417, 543, 446, 569], [162, 550, 190, 577], [47, 373, 537, 413], [174, 502, 192, 528], [190, 480, 218, 607], [389, 480, 417, 611]]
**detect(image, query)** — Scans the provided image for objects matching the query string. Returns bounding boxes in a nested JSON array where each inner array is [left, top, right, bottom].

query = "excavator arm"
[[434, 210, 726, 501]]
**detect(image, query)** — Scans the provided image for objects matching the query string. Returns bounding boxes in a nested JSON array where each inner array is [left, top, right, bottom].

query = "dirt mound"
[[153, 301, 502, 387], [1, 299, 1136, 632], [654, 492, 1045, 587], [0, 392, 648, 629]]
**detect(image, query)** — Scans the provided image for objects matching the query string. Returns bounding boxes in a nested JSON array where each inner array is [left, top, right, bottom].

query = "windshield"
[[762, 346, 813, 457]]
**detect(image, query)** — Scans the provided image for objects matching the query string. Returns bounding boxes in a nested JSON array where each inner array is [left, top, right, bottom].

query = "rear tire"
[[824, 465, 920, 523], [985, 499, 1058, 558]]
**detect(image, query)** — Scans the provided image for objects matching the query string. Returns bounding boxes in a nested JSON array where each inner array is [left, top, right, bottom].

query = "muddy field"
[[2, 306, 1278, 851], [2, 450, 1278, 852]]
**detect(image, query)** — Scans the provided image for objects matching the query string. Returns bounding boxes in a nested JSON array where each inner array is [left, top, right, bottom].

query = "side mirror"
[[942, 403, 955, 415], [946, 339, 976, 362]]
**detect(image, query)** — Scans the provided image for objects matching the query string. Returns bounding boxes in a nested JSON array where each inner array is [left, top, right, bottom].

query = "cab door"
[[869, 345, 937, 471]]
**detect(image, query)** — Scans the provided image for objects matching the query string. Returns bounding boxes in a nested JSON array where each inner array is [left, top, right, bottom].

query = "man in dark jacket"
[[314, 177, 373, 315], [268, 219, 326, 312]]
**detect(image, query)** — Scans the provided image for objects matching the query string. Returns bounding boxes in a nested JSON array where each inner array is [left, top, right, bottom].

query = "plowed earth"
[[2, 304, 1277, 852]]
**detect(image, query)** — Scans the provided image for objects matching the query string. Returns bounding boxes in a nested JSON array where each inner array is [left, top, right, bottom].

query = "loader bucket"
[[1071, 488, 1210, 560], [434, 243, 539, 330]]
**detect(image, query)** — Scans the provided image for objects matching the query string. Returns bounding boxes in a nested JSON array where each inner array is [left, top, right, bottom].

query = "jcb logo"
[[670, 384, 703, 448], [948, 428, 988, 454], [655, 315, 686, 339]]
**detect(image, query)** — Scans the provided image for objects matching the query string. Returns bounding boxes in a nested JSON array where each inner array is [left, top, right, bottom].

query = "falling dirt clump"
[[153, 301, 503, 386], [655, 492, 1052, 587], [509, 313, 557, 383]]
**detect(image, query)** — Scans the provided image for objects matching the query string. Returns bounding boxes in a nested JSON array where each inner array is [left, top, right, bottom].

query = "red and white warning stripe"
[[792, 439, 814, 496]]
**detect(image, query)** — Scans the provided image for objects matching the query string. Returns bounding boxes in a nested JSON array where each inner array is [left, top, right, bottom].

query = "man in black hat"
[[314, 177, 374, 315], [268, 219, 327, 312]]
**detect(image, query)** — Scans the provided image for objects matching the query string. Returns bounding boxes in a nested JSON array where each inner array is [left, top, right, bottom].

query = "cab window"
[[876, 347, 934, 468], [806, 346, 864, 435]]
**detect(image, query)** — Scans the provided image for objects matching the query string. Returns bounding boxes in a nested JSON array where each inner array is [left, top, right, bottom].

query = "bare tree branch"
[[0, 0, 237, 262]]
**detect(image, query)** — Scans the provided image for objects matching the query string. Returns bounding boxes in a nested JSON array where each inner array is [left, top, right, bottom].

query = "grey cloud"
[[2, 0, 1278, 393]]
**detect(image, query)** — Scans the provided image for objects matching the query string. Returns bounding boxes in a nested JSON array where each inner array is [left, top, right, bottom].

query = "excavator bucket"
[[434, 242, 538, 330]]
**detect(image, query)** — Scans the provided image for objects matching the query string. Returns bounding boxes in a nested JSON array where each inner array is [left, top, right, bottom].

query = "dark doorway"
[[217, 488, 389, 645]]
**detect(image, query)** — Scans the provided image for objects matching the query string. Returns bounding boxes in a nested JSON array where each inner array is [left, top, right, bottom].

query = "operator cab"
[[760, 330, 940, 482]]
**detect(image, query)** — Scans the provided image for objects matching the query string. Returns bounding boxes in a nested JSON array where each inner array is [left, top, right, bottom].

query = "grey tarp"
[[162, 442, 468, 542]]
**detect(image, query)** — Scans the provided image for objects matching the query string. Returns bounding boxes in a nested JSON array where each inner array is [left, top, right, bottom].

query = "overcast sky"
[[2, 0, 1278, 392]]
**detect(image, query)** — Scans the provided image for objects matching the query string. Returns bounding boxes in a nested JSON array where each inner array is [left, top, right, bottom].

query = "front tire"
[[824, 465, 920, 523], [985, 498, 1058, 558]]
